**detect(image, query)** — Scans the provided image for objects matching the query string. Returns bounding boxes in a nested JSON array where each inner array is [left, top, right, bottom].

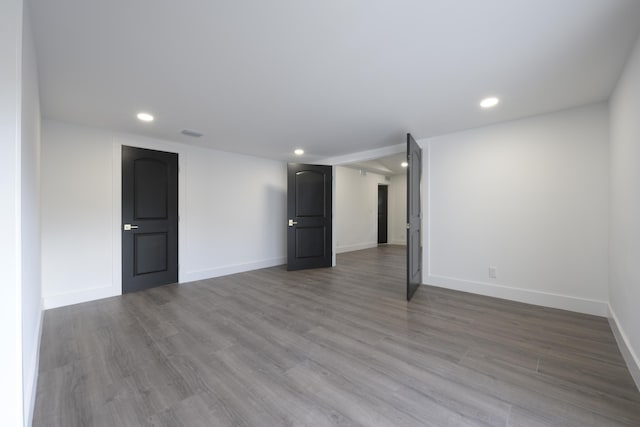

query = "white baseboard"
[[25, 301, 44, 427], [608, 304, 640, 392], [389, 240, 406, 246], [43, 285, 121, 310], [336, 242, 378, 254], [425, 274, 608, 316], [43, 258, 287, 309], [183, 257, 286, 283]]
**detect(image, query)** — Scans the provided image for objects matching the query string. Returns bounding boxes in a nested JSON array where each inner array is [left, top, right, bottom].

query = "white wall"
[[423, 103, 609, 316], [335, 167, 389, 253], [0, 0, 25, 424], [1, 1, 43, 425], [21, 7, 42, 426], [609, 33, 640, 387], [41, 120, 286, 308], [183, 144, 286, 281], [41, 122, 116, 307]]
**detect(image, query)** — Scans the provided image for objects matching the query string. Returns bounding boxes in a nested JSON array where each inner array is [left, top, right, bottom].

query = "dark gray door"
[[287, 163, 332, 271], [122, 146, 178, 293], [407, 134, 422, 301], [378, 185, 388, 244]]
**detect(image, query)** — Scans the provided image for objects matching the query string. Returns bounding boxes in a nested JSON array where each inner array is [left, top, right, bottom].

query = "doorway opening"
[[378, 185, 388, 244], [289, 135, 422, 301], [333, 153, 407, 296], [335, 153, 406, 253]]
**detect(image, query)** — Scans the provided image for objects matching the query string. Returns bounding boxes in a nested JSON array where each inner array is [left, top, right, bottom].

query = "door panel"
[[295, 227, 326, 258], [295, 170, 326, 216], [287, 163, 332, 270], [122, 146, 178, 293], [134, 158, 168, 219], [407, 133, 422, 301], [134, 233, 168, 275]]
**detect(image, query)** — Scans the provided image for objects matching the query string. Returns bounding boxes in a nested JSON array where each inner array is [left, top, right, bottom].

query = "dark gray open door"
[[122, 146, 178, 293], [407, 134, 422, 301], [287, 163, 332, 270]]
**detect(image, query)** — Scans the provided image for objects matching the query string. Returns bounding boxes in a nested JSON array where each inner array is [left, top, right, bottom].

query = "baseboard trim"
[[183, 257, 286, 282], [389, 240, 406, 246], [336, 242, 378, 254], [43, 285, 121, 310], [43, 258, 288, 309], [425, 274, 608, 316], [608, 304, 640, 392], [25, 301, 44, 427]]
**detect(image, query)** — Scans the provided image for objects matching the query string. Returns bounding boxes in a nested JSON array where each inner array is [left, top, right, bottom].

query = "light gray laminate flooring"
[[33, 245, 640, 426]]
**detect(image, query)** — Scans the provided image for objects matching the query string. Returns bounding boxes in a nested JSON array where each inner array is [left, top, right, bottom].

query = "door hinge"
[[406, 223, 410, 229]]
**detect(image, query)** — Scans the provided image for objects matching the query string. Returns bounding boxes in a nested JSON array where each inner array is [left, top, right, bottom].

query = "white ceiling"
[[345, 153, 408, 176], [29, 0, 640, 162]]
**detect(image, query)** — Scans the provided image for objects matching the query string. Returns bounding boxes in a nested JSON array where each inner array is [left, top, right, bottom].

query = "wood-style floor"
[[33, 245, 640, 426]]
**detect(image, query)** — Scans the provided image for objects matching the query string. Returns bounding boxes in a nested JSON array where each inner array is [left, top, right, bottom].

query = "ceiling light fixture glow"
[[294, 149, 304, 155], [480, 97, 499, 108], [401, 161, 408, 168], [137, 112, 154, 122]]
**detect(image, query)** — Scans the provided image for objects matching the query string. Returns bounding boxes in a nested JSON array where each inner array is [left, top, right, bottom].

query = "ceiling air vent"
[[181, 129, 203, 138]]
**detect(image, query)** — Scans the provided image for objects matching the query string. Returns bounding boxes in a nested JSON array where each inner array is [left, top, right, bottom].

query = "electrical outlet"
[[488, 266, 497, 279]]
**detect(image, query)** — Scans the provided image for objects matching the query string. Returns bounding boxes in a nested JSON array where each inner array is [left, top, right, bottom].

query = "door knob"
[[288, 219, 298, 227], [123, 224, 139, 231]]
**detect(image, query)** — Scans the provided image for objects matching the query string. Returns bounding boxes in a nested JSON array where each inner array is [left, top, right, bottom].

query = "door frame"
[[111, 137, 187, 297]]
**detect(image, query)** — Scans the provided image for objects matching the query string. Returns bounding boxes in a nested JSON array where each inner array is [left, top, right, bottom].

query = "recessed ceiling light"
[[294, 149, 304, 155], [480, 97, 499, 108], [137, 112, 154, 122], [401, 161, 408, 168]]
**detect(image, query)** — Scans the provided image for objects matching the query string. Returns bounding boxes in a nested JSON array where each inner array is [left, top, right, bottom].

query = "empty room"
[[3, 0, 640, 426]]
